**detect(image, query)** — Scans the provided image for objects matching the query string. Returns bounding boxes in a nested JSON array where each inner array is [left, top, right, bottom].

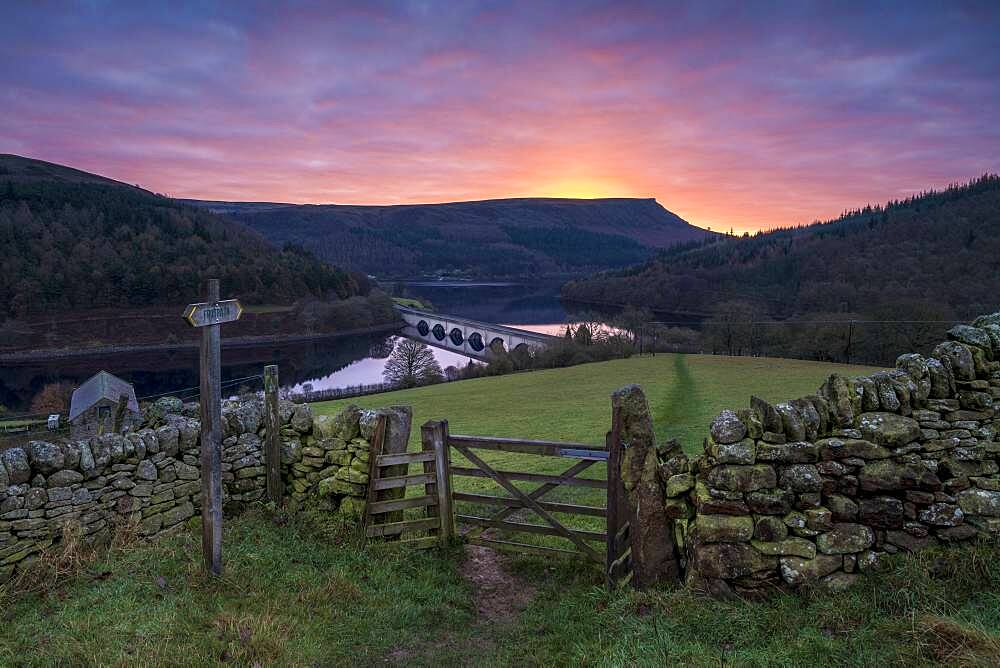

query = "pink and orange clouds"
[[2, 1, 997, 233]]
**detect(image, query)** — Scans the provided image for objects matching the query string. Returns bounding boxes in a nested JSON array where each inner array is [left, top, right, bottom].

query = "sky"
[[1, 1, 998, 233]]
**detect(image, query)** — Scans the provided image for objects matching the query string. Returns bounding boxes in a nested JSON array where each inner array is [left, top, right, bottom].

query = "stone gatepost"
[[612, 385, 683, 586]]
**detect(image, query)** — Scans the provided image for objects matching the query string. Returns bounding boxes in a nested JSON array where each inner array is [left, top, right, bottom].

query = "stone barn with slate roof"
[[69, 371, 141, 438]]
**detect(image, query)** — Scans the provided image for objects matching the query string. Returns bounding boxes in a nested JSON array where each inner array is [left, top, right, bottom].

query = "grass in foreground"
[[2, 511, 998, 666], [0, 510, 469, 666]]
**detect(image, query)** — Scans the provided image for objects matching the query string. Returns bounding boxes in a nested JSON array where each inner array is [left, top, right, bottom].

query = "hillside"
[[563, 175, 1000, 321], [186, 197, 714, 278], [0, 155, 365, 318]]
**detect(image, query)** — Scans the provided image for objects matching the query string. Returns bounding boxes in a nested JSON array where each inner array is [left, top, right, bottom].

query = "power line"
[[135, 374, 262, 401], [136, 384, 201, 401], [221, 374, 263, 387]]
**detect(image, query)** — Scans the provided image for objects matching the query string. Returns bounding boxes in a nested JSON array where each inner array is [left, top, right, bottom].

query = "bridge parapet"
[[394, 305, 556, 362]]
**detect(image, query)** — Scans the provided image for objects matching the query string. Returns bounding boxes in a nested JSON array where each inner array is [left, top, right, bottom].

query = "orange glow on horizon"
[[3, 4, 994, 235]]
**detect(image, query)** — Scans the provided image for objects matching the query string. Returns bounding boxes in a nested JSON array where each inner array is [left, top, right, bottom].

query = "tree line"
[[562, 174, 1000, 363], [0, 178, 366, 318]]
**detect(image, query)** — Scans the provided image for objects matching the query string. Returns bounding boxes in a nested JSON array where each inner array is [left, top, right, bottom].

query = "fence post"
[[363, 414, 389, 531], [263, 365, 283, 504], [421, 420, 454, 545], [112, 393, 129, 434], [378, 407, 412, 528]]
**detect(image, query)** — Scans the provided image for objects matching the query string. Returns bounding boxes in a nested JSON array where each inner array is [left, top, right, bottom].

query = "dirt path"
[[460, 545, 536, 625], [383, 544, 536, 664]]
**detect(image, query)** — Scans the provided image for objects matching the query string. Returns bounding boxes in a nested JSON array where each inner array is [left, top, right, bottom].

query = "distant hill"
[[562, 175, 1000, 321], [0, 155, 365, 318], [185, 197, 714, 278]]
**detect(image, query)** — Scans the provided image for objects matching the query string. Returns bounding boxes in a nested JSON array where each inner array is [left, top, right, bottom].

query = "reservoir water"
[[1, 281, 585, 412]]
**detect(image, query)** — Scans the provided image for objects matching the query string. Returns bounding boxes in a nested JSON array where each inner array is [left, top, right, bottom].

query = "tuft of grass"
[[916, 615, 1000, 666], [211, 609, 293, 666], [6, 522, 93, 599]]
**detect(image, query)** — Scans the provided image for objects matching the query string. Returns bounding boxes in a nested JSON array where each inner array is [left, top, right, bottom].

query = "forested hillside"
[[188, 197, 714, 278], [0, 155, 364, 318], [563, 175, 1000, 322]]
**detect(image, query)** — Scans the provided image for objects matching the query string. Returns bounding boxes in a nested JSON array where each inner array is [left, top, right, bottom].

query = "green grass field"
[[2, 510, 997, 666], [0, 419, 42, 430], [313, 353, 884, 453]]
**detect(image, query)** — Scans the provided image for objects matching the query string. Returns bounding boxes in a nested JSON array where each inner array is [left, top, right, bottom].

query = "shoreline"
[[0, 322, 403, 364]]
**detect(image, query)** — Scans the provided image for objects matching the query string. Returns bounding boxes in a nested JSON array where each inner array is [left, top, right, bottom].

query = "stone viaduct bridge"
[[395, 305, 557, 362]]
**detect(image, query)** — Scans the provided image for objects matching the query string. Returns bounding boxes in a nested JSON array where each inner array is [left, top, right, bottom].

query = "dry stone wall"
[[660, 312, 1000, 597], [0, 395, 395, 585], [281, 403, 410, 519]]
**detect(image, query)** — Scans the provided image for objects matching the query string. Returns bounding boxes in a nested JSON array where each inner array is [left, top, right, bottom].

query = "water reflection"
[[2, 281, 593, 412], [0, 332, 395, 412], [287, 336, 476, 394]]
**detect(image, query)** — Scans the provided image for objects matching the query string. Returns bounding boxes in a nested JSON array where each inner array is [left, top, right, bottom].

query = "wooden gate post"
[[378, 407, 412, 528], [263, 365, 282, 503], [421, 420, 454, 545], [606, 406, 632, 588]]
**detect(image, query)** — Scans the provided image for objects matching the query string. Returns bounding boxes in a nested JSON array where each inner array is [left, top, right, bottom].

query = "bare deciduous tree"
[[382, 339, 443, 388]]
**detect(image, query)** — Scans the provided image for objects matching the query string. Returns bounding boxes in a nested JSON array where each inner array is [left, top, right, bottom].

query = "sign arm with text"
[[183, 299, 243, 328]]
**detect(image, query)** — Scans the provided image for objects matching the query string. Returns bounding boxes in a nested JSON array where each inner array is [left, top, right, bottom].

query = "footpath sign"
[[184, 279, 242, 576], [183, 300, 243, 328]]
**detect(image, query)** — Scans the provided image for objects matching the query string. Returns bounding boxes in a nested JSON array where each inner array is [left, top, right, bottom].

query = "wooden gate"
[[421, 419, 633, 589], [362, 415, 453, 548]]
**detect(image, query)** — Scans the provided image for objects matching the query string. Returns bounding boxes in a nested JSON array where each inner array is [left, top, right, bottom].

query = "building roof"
[[68, 371, 140, 421]]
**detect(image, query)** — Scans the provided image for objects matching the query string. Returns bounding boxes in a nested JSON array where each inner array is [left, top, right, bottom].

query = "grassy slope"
[[2, 511, 997, 666], [392, 296, 431, 310], [313, 353, 884, 453]]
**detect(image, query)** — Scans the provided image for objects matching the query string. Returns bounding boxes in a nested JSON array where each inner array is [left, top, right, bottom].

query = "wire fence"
[[1, 374, 266, 448], [133, 374, 264, 403], [289, 382, 397, 404]]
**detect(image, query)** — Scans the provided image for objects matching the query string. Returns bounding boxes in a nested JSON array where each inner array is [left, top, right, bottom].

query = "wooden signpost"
[[184, 279, 242, 576]]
